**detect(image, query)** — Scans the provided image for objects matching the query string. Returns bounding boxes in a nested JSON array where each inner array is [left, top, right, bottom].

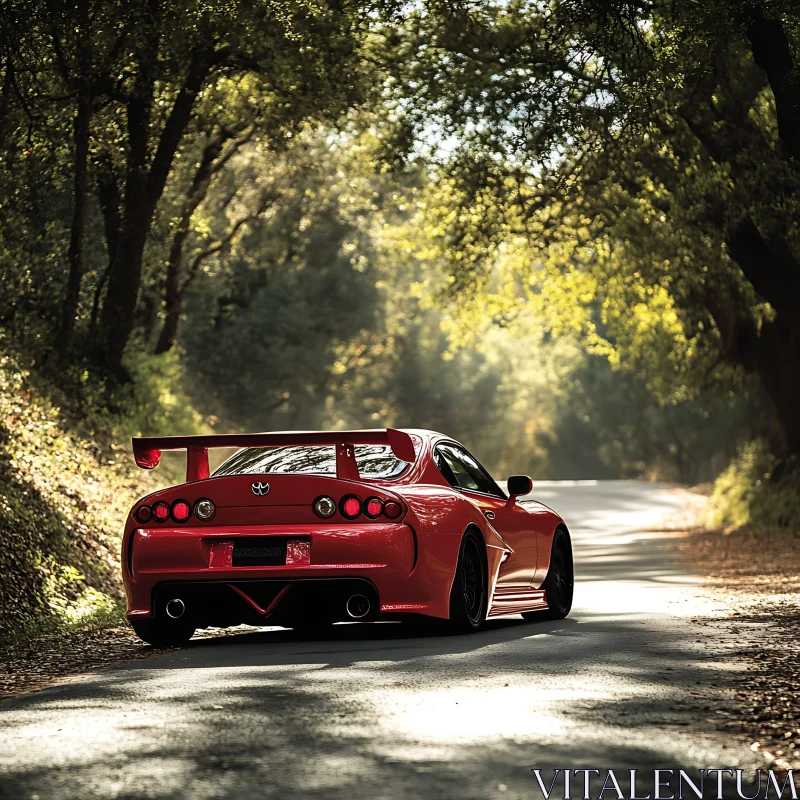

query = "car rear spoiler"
[[131, 428, 417, 483]]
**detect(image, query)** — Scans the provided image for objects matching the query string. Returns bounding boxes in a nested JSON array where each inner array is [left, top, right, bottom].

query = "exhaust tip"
[[346, 594, 370, 619], [166, 598, 185, 619]]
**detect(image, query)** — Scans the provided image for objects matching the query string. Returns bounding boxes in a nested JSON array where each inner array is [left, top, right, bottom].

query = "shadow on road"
[[0, 482, 754, 800], [130, 615, 578, 668], [0, 609, 745, 800]]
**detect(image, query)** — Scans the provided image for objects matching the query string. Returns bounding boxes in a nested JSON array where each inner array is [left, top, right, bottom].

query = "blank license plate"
[[232, 537, 287, 566]]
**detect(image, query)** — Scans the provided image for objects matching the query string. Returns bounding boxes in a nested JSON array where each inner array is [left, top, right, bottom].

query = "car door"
[[434, 443, 538, 587]]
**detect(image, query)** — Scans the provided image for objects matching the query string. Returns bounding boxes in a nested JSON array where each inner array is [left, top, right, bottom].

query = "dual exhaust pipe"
[[165, 598, 185, 619], [165, 592, 371, 621], [345, 593, 370, 619]]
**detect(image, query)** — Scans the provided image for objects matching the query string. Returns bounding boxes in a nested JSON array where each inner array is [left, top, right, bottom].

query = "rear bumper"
[[150, 577, 383, 629], [123, 522, 458, 623]]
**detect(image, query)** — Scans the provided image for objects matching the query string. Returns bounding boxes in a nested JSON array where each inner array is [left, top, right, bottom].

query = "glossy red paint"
[[122, 429, 568, 632]]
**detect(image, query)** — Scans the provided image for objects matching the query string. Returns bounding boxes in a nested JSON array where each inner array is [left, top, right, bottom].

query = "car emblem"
[[251, 482, 270, 496]]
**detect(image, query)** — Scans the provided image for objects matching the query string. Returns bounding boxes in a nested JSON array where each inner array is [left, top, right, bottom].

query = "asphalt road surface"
[[0, 481, 761, 799]]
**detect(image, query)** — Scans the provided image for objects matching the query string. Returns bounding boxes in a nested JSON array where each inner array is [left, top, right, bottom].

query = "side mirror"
[[506, 475, 533, 502]]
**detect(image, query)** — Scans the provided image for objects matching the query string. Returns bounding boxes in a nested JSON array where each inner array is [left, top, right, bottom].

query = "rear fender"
[[395, 488, 508, 619]]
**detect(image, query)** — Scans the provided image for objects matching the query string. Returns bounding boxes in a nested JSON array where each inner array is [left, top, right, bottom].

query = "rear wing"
[[131, 428, 417, 483]]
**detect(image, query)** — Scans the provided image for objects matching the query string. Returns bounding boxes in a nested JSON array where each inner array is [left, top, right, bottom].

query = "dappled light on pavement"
[[0, 482, 762, 799]]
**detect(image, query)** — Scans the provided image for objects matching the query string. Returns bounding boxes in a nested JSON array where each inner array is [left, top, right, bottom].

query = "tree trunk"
[[154, 130, 232, 355], [751, 316, 800, 460], [98, 207, 150, 373], [719, 215, 800, 460], [705, 271, 800, 461], [91, 152, 123, 330], [746, 8, 800, 160], [96, 52, 210, 374], [153, 227, 188, 354], [0, 53, 14, 149], [58, 87, 93, 354]]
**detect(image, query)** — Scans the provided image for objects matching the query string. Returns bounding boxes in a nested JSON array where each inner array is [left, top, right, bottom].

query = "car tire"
[[523, 527, 573, 621], [130, 618, 196, 648], [448, 531, 488, 633]]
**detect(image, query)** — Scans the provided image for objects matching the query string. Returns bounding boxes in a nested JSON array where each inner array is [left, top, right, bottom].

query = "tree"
[[384, 0, 800, 465], [0, 0, 398, 374], [95, 0, 375, 374], [151, 70, 323, 355]]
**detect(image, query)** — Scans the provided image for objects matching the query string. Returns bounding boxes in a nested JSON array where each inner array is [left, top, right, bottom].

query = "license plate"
[[232, 537, 287, 567]]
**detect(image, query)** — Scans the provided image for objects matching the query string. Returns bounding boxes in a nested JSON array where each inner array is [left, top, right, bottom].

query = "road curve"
[[0, 481, 759, 799]]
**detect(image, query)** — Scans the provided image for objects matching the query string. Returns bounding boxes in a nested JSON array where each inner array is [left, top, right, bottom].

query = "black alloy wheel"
[[449, 532, 487, 633]]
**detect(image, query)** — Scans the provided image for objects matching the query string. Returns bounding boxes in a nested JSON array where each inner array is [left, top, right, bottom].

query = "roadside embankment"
[[678, 524, 800, 773], [0, 348, 208, 694]]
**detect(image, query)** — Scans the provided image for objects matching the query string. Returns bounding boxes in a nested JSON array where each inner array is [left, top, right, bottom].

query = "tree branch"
[[726, 217, 800, 314], [144, 50, 213, 214], [180, 191, 278, 296]]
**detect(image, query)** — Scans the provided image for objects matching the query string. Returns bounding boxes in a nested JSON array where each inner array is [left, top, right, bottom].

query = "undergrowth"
[[0, 337, 212, 644], [709, 439, 800, 536]]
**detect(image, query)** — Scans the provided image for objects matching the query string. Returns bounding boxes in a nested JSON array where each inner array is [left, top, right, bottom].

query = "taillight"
[[313, 495, 336, 519], [364, 497, 383, 519], [340, 495, 362, 519], [194, 498, 216, 520], [171, 499, 191, 523], [152, 501, 170, 522], [383, 501, 402, 519], [135, 505, 152, 524]]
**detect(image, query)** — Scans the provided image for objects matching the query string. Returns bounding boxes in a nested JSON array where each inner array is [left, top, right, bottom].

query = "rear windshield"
[[211, 444, 409, 480]]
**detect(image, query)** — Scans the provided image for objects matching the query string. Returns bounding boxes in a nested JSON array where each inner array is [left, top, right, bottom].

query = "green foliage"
[[0, 341, 207, 639], [710, 440, 800, 534], [114, 351, 213, 446], [383, 0, 800, 462], [181, 138, 384, 425], [0, 0, 403, 371], [172, 132, 749, 482]]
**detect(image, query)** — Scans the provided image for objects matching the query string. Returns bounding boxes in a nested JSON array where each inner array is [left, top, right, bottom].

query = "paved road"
[[0, 482, 759, 799]]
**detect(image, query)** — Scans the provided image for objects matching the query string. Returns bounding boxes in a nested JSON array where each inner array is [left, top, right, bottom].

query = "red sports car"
[[124, 429, 573, 646]]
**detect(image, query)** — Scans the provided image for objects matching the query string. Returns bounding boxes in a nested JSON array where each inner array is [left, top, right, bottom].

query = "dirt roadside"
[[0, 621, 157, 698], [677, 526, 800, 773], [0, 621, 256, 698]]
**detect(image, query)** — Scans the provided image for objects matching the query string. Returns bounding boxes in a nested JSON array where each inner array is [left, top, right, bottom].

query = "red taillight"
[[171, 499, 191, 523], [383, 501, 402, 519], [135, 505, 152, 524], [152, 501, 170, 522], [364, 497, 383, 519], [340, 495, 362, 519]]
